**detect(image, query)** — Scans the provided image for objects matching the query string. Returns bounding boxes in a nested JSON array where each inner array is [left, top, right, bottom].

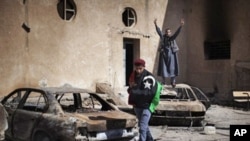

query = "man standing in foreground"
[[128, 58, 162, 141], [154, 18, 184, 87]]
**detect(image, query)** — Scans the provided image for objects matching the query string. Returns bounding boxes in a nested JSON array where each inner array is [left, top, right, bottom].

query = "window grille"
[[204, 40, 230, 60]]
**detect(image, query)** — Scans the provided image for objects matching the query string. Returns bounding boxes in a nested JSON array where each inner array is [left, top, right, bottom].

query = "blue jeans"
[[134, 107, 153, 141]]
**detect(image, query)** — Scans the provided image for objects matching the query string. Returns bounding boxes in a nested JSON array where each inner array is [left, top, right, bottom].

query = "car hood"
[[65, 110, 137, 132], [156, 100, 206, 112]]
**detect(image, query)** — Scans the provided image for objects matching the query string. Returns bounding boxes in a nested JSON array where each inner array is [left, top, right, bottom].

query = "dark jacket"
[[128, 69, 158, 109]]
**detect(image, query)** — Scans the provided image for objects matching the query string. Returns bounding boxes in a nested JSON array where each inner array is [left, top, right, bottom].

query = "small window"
[[58, 93, 74, 107], [186, 88, 196, 101], [177, 88, 189, 100], [57, 0, 76, 21], [204, 40, 231, 60], [122, 7, 137, 27], [23, 91, 47, 112], [58, 93, 103, 113], [81, 94, 102, 110], [4, 91, 26, 109]]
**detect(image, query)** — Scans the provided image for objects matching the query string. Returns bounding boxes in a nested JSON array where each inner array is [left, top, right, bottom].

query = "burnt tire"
[[32, 131, 52, 141]]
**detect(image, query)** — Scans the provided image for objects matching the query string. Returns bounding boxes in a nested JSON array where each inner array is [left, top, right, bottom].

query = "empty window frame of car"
[[56, 92, 112, 113]]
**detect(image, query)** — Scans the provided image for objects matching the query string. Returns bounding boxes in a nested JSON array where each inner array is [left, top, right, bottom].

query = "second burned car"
[[1, 86, 138, 141], [150, 83, 211, 126], [116, 83, 211, 126]]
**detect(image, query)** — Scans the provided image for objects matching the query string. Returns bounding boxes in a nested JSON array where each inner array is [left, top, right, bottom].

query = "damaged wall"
[[0, 0, 169, 96], [1, 0, 249, 102], [183, 0, 250, 101], [162, 0, 250, 101]]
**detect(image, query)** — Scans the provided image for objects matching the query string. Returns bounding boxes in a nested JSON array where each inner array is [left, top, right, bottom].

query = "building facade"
[[0, 0, 250, 102]]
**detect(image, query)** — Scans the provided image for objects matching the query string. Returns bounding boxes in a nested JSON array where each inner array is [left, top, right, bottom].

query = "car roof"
[[41, 87, 93, 94], [163, 83, 192, 89], [14, 87, 94, 95]]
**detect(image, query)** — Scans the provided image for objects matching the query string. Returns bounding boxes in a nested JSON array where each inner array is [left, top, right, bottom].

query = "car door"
[[12, 108, 42, 140], [1, 89, 27, 138], [12, 90, 48, 141]]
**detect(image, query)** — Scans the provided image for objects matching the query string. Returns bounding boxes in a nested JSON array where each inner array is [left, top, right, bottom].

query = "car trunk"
[[150, 100, 206, 126], [67, 111, 137, 132], [156, 100, 206, 112]]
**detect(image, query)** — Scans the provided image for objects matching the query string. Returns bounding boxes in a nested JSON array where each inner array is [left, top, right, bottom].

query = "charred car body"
[[150, 83, 211, 126], [1, 87, 138, 141], [117, 83, 210, 126]]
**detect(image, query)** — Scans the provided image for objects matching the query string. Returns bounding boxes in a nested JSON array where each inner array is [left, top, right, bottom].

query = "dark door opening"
[[123, 38, 140, 86]]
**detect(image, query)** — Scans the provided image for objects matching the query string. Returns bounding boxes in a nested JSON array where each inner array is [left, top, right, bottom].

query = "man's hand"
[[181, 18, 185, 26], [154, 18, 157, 25]]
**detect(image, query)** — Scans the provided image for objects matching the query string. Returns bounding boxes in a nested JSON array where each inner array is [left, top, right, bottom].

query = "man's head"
[[165, 28, 171, 37], [134, 58, 145, 74]]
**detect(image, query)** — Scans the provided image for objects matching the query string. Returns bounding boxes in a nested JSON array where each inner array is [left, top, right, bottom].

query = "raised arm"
[[154, 18, 163, 39], [171, 18, 184, 40]]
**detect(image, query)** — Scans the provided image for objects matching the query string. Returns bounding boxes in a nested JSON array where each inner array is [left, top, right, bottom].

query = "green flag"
[[149, 82, 163, 113]]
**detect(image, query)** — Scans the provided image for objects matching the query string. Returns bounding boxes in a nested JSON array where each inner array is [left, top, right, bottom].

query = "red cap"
[[134, 58, 145, 67]]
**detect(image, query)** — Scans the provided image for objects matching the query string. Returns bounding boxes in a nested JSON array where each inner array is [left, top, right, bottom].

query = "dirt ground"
[[149, 104, 250, 141]]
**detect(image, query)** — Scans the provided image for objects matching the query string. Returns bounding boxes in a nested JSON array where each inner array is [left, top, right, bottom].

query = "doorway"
[[123, 38, 140, 86]]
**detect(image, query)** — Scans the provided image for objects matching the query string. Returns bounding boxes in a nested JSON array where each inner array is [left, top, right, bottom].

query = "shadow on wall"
[[204, 0, 230, 41]]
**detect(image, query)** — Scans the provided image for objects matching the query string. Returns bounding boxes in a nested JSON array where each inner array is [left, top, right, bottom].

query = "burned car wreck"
[[1, 87, 138, 141], [150, 83, 211, 126], [116, 83, 210, 126]]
